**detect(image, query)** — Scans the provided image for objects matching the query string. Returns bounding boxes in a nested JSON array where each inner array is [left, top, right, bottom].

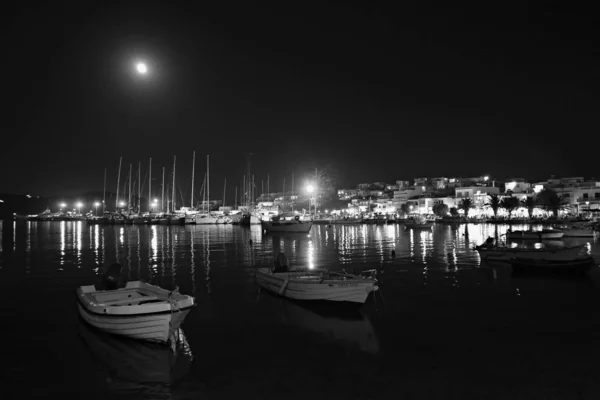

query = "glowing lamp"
[[59, 203, 67, 208], [94, 202, 100, 207], [136, 62, 148, 75], [306, 185, 314, 193], [76, 202, 83, 208], [119, 201, 126, 207]]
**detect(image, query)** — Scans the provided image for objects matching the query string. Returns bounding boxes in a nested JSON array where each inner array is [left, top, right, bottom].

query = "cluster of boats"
[[77, 253, 379, 345], [86, 211, 240, 225]]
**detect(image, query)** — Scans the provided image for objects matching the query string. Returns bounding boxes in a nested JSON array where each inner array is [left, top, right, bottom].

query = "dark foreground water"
[[0, 221, 599, 399]]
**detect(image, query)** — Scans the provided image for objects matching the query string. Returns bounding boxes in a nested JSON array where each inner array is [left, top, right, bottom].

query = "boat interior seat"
[[100, 296, 160, 306]]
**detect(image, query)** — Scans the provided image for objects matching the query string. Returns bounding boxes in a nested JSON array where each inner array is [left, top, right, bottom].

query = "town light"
[[119, 201, 126, 207], [59, 203, 66, 208], [306, 185, 314, 193], [136, 62, 148, 75], [94, 202, 100, 216], [484, 176, 489, 181]]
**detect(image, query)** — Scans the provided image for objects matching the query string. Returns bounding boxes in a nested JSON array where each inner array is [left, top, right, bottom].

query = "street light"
[[76, 202, 83, 215], [59, 202, 66, 209], [94, 202, 100, 216], [136, 61, 148, 75]]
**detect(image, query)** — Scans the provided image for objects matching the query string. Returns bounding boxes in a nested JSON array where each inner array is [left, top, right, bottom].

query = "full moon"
[[136, 62, 148, 75]]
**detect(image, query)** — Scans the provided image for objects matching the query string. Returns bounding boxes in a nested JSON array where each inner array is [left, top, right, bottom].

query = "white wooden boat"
[[77, 281, 194, 344], [256, 267, 378, 304], [261, 218, 313, 233], [476, 244, 585, 261], [506, 229, 564, 240]]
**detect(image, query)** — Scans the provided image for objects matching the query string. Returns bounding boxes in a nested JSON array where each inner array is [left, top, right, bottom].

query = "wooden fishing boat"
[[476, 243, 585, 262], [261, 216, 313, 233], [506, 229, 563, 240], [256, 265, 378, 304], [77, 281, 194, 344]]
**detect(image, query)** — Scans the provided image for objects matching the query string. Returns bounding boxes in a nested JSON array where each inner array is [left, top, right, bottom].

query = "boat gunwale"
[[77, 296, 195, 318]]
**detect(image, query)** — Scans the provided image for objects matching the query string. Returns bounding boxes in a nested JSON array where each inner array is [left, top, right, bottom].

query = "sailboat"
[[168, 156, 185, 225], [181, 151, 199, 224], [195, 155, 230, 224]]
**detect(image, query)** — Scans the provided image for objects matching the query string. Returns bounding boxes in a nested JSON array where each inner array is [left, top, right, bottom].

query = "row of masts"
[[101, 152, 306, 215]]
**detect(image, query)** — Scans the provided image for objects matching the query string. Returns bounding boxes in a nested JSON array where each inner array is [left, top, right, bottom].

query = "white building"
[[455, 186, 500, 208]]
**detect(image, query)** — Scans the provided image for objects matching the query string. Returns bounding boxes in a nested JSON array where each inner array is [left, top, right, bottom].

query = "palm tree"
[[521, 196, 536, 219], [432, 203, 449, 218], [537, 189, 569, 218], [458, 198, 473, 219], [485, 194, 501, 218], [500, 196, 519, 219]]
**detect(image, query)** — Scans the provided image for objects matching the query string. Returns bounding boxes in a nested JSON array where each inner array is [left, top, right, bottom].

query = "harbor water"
[[0, 221, 599, 399]]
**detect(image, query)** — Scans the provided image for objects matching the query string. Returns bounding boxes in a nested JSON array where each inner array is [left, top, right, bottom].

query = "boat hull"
[[506, 231, 564, 240], [477, 245, 584, 261], [77, 281, 194, 344], [261, 221, 313, 233], [256, 269, 376, 304], [78, 304, 191, 344], [559, 228, 597, 238], [405, 223, 434, 229]]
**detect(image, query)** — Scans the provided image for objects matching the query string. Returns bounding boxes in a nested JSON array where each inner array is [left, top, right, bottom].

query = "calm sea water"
[[1, 221, 599, 399]]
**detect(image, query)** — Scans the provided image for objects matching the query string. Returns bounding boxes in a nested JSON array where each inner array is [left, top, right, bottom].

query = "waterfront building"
[[337, 188, 358, 200], [504, 178, 531, 194], [373, 199, 395, 215], [455, 186, 500, 209], [392, 186, 424, 210]]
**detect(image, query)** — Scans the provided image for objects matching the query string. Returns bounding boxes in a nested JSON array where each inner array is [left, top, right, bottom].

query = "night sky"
[[3, 1, 599, 199]]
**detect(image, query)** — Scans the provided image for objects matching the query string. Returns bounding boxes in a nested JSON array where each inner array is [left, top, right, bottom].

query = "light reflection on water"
[[1, 221, 600, 397], [2, 222, 598, 275]]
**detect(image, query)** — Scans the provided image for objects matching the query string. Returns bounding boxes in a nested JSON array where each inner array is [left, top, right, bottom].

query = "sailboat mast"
[[115, 157, 122, 211], [291, 173, 294, 212], [172, 155, 176, 212], [202, 173, 206, 212], [190, 151, 195, 208], [222, 178, 226, 208], [314, 167, 318, 216], [283, 178, 285, 211], [207, 154, 210, 211], [138, 161, 141, 212], [148, 158, 152, 212], [102, 168, 106, 215], [128, 164, 132, 212], [161, 167, 165, 213]]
